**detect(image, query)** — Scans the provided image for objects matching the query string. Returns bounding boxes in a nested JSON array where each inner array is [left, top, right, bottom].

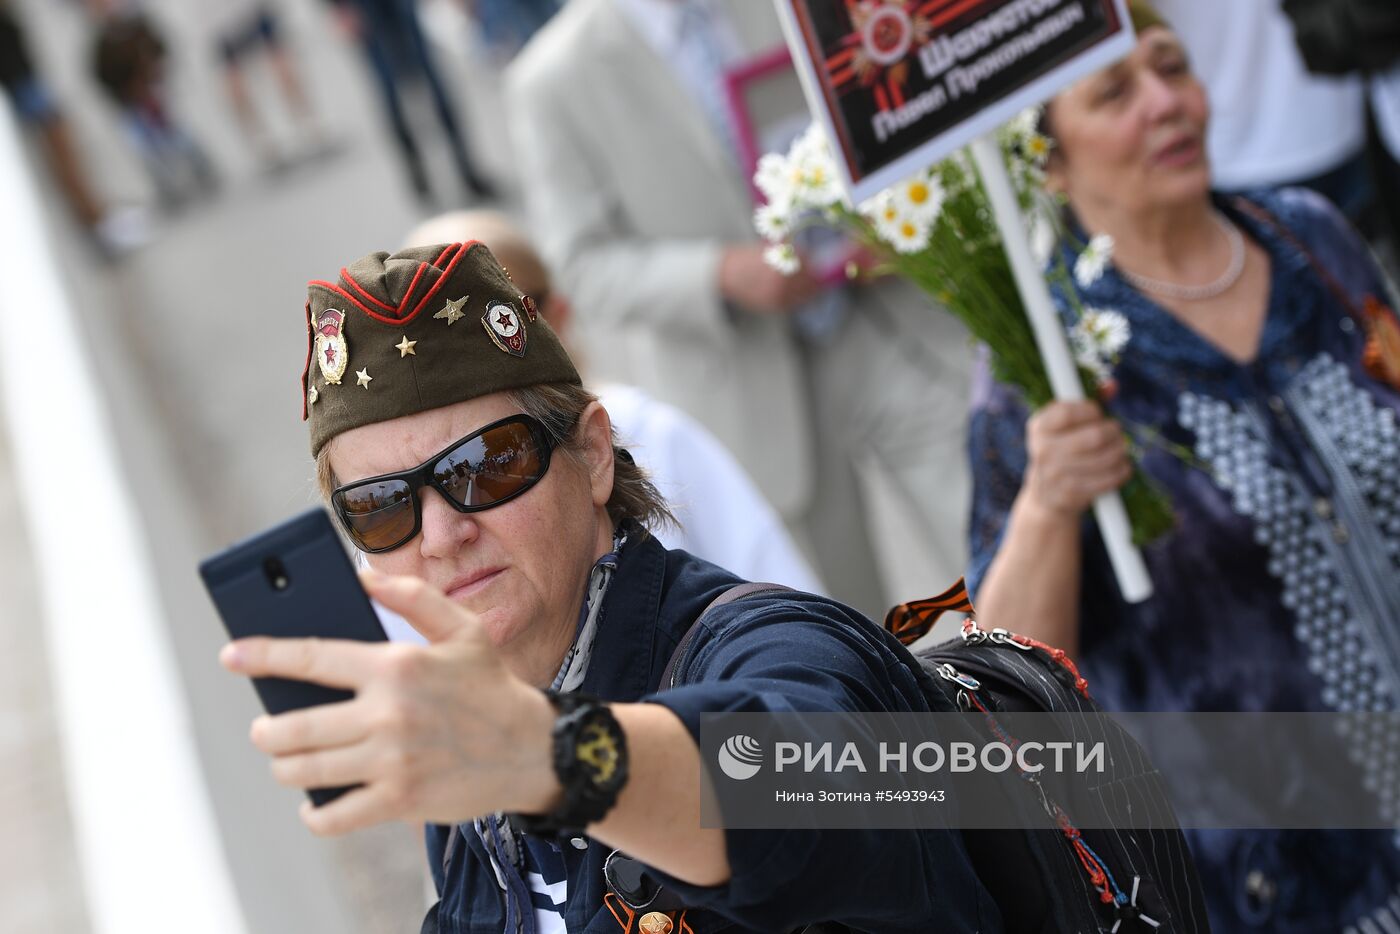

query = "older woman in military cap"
[[222, 242, 999, 932]]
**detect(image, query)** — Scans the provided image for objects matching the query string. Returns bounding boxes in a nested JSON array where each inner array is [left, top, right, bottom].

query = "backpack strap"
[[657, 582, 789, 691]]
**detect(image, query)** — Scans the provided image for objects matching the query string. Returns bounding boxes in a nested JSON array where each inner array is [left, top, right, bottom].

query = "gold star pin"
[[395, 335, 417, 357], [308, 385, 319, 405], [356, 368, 373, 388], [433, 295, 469, 326]]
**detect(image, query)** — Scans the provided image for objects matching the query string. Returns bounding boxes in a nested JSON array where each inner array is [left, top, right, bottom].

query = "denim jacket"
[[422, 529, 1001, 933]]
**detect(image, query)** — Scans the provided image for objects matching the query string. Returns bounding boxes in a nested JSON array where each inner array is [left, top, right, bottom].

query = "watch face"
[[575, 718, 626, 791]]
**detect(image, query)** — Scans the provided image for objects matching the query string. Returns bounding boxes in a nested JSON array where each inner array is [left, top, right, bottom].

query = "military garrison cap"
[[1128, 0, 1168, 33], [301, 241, 580, 455]]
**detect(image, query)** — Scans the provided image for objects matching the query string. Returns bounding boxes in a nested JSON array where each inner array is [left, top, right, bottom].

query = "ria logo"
[[718, 734, 764, 781]]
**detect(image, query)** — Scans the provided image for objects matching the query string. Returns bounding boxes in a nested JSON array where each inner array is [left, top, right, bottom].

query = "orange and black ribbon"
[[884, 578, 975, 646], [604, 893, 694, 934]]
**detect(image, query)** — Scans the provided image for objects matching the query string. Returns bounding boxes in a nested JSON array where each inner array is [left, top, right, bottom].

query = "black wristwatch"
[[511, 690, 629, 836]]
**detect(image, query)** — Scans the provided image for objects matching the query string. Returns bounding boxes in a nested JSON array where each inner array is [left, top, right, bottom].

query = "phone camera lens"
[[264, 557, 290, 592]]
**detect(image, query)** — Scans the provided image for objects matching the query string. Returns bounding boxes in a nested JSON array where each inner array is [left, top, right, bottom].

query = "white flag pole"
[[969, 134, 1153, 603]]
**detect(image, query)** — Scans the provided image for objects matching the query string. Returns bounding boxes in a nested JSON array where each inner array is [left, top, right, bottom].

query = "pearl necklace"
[[1118, 211, 1246, 302]]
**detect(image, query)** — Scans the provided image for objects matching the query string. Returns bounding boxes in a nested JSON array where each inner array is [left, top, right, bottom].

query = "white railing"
[[0, 99, 247, 934]]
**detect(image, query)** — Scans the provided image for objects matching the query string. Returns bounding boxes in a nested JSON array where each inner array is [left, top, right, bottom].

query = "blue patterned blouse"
[[966, 187, 1400, 932]]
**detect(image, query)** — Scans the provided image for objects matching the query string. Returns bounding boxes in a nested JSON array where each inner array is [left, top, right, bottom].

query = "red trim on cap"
[[395, 260, 432, 317], [308, 280, 383, 319], [406, 241, 472, 319], [300, 299, 313, 421], [340, 270, 398, 313], [315, 241, 481, 327]]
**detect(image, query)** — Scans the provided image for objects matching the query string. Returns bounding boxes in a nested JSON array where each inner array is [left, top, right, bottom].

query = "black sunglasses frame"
[[331, 413, 557, 553]]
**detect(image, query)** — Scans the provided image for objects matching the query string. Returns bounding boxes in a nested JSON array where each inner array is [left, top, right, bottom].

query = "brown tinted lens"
[[336, 479, 416, 551], [434, 420, 544, 508]]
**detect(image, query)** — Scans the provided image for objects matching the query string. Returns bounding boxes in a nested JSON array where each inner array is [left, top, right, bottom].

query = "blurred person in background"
[[89, 4, 218, 209], [968, 4, 1400, 929], [204, 0, 329, 169], [327, 0, 496, 202], [1280, 0, 1400, 269], [462, 0, 561, 62], [1155, 0, 1375, 231], [505, 0, 974, 620], [396, 209, 826, 623], [0, 0, 150, 256]]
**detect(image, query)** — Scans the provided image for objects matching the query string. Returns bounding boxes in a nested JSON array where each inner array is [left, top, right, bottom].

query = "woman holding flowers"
[[967, 4, 1400, 931]]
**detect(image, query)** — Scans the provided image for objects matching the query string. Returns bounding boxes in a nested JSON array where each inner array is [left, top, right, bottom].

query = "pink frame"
[[725, 45, 857, 286], [724, 45, 798, 203]]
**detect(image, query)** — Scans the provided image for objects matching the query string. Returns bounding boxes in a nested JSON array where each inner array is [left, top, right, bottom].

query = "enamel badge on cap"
[[482, 301, 527, 357], [315, 308, 349, 385]]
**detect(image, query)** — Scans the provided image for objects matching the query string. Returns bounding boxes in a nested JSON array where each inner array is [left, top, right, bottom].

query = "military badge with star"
[[482, 301, 527, 357], [315, 308, 350, 385]]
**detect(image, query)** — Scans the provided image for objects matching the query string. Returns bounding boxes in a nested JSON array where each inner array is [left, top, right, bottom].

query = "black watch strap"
[[511, 690, 629, 837]]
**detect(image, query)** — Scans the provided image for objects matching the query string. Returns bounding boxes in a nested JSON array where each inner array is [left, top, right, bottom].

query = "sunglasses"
[[331, 413, 557, 553]]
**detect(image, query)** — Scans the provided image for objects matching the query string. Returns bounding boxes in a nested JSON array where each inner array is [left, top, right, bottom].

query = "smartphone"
[[199, 507, 387, 806]]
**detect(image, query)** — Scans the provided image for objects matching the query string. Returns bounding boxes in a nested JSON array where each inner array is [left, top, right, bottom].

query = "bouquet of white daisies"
[[755, 111, 1174, 544]]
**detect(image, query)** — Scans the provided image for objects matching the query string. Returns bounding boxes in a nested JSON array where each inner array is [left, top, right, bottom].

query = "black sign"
[[779, 0, 1132, 200]]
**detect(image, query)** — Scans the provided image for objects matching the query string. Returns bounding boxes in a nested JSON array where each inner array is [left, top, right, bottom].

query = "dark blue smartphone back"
[[199, 507, 387, 805]]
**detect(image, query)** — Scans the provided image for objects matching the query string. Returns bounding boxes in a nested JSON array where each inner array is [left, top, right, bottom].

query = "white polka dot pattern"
[[1179, 354, 1400, 828]]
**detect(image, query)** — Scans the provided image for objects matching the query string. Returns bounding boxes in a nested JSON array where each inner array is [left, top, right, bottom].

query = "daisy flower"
[[796, 160, 843, 208], [1069, 307, 1131, 386], [789, 123, 830, 169], [886, 214, 932, 255], [1008, 107, 1052, 162], [860, 190, 904, 239], [1023, 132, 1053, 165], [1007, 106, 1041, 140], [763, 242, 801, 276], [1078, 307, 1131, 356], [1074, 234, 1114, 288], [893, 171, 945, 224], [787, 124, 844, 208], [755, 152, 795, 211], [753, 203, 790, 242]]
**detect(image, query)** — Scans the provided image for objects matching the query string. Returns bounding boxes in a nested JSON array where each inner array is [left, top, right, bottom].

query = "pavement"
[[0, 397, 91, 934]]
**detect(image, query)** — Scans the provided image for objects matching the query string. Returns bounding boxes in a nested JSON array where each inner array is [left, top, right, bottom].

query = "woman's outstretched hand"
[[220, 569, 559, 836]]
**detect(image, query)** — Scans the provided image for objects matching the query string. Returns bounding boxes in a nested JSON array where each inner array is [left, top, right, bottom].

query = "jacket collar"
[[578, 524, 669, 702]]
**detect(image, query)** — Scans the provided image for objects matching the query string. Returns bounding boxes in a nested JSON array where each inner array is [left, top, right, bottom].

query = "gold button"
[[1333, 522, 1350, 544], [639, 912, 674, 934], [1314, 498, 1333, 520]]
